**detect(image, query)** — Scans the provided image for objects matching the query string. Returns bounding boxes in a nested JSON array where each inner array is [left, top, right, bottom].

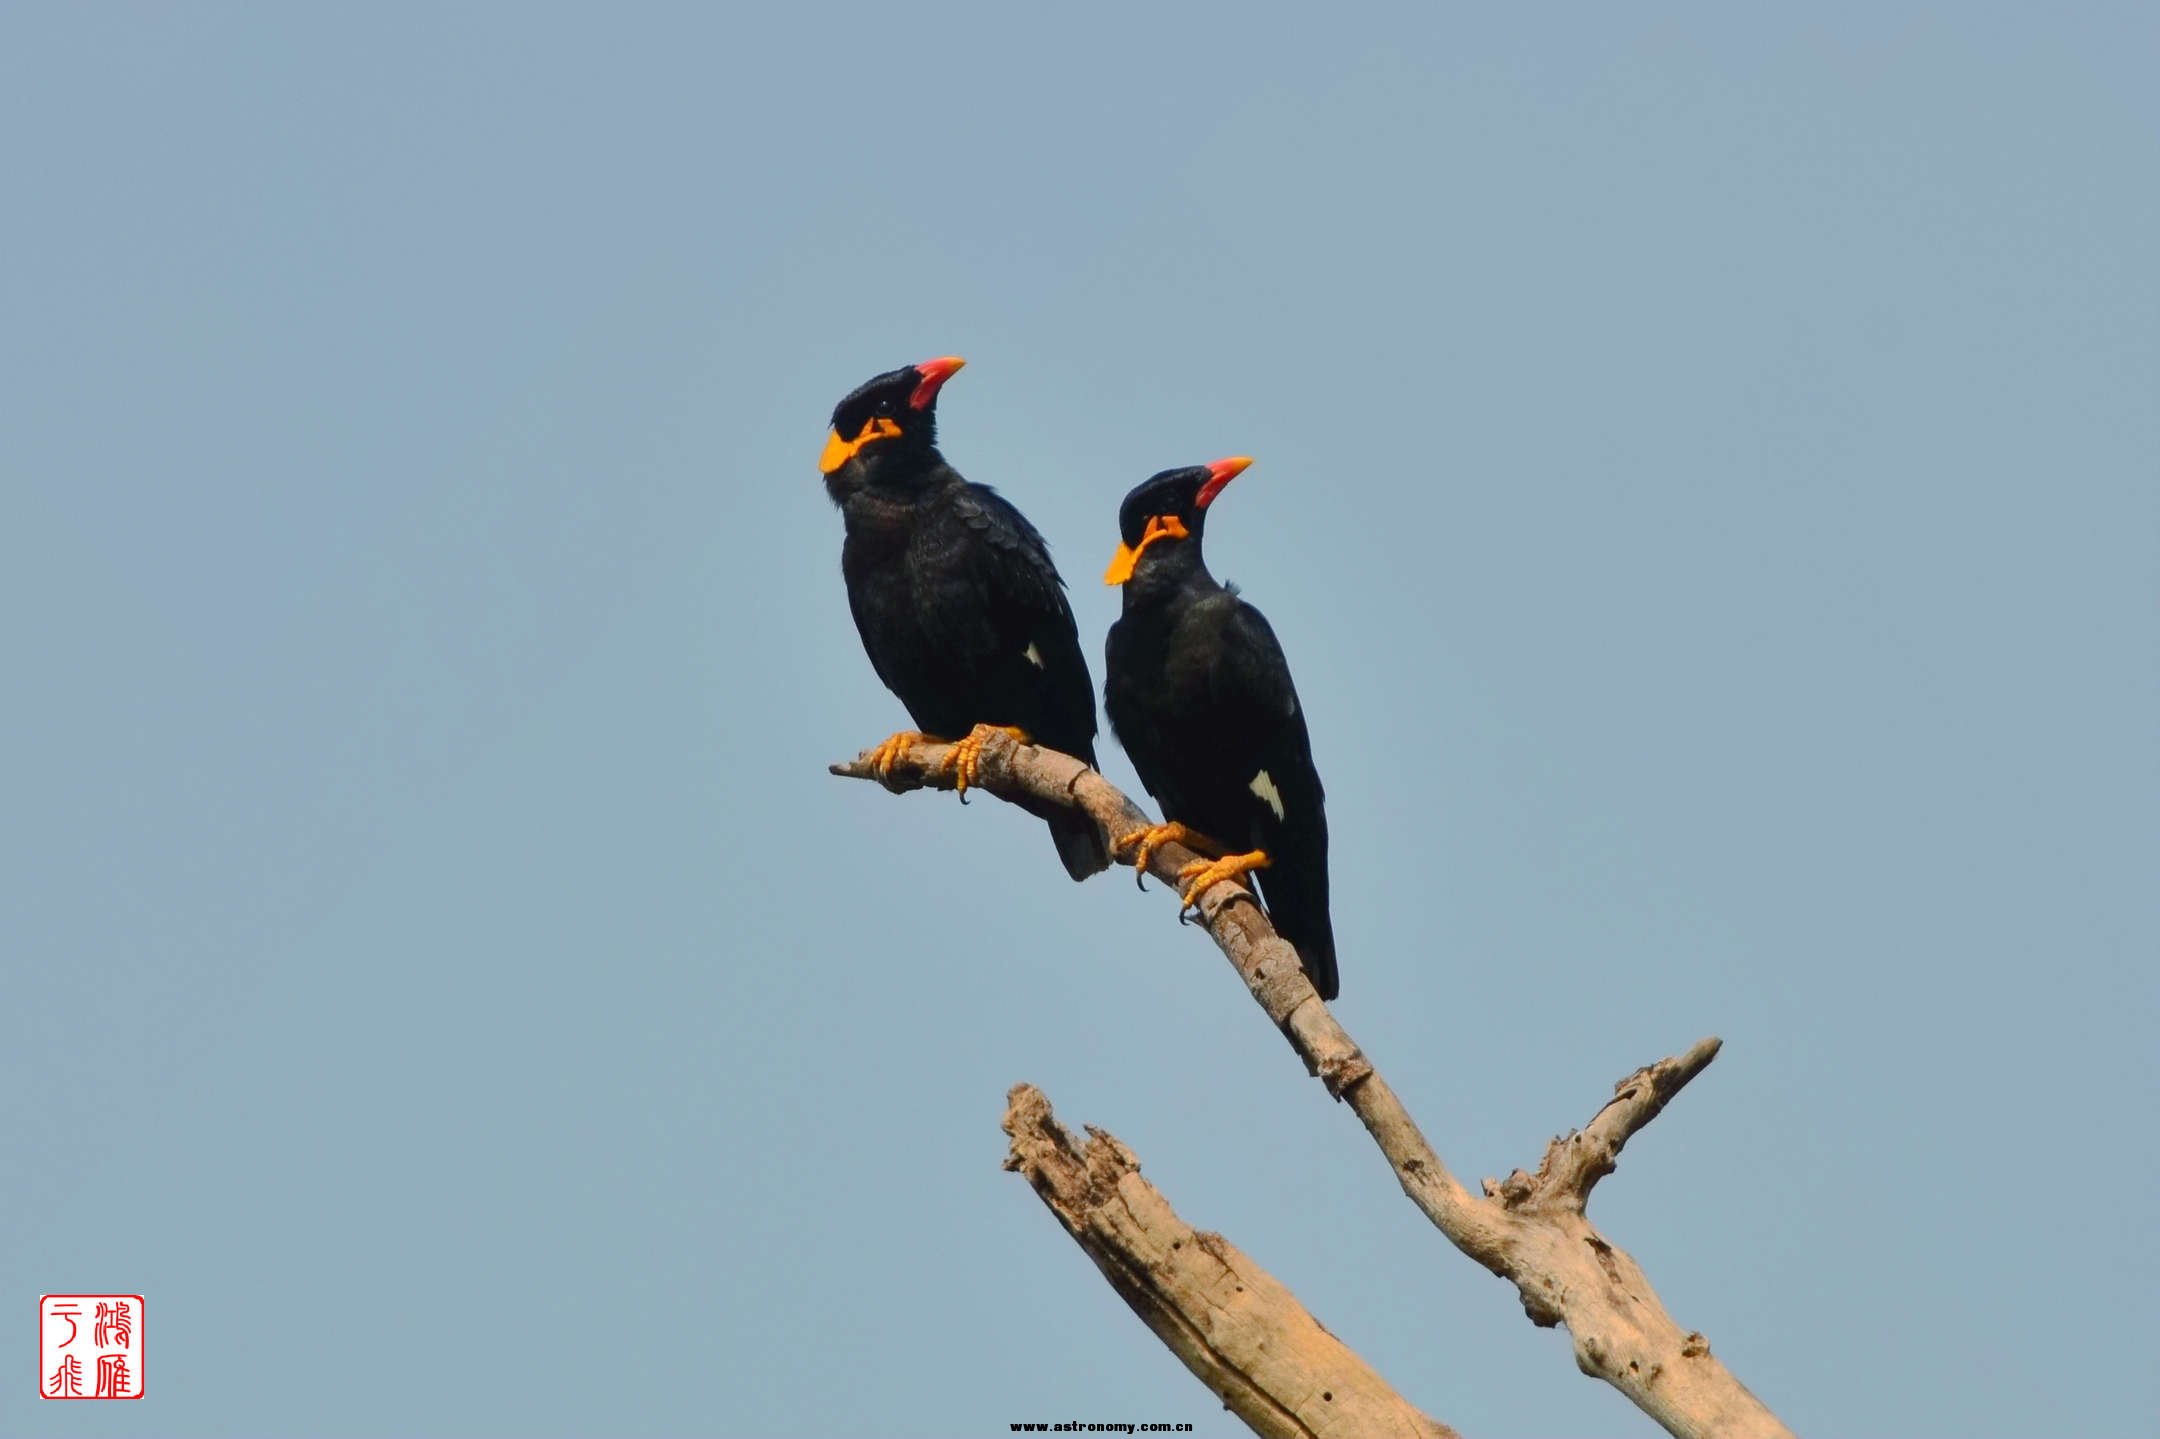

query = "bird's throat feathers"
[[825, 458, 959, 529], [821, 439, 951, 511], [1114, 529, 1214, 605]]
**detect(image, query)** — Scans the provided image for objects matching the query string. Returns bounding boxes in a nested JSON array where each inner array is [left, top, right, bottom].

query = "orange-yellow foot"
[[1112, 822, 1226, 890], [941, 724, 1030, 801], [1177, 849, 1271, 916], [863, 730, 941, 787]]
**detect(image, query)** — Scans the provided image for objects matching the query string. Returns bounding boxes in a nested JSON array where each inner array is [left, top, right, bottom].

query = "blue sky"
[[3, 5, 2154, 1436]]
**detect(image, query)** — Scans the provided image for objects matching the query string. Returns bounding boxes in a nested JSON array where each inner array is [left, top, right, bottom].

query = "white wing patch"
[[1249, 769, 1286, 821], [1024, 642, 1045, 669]]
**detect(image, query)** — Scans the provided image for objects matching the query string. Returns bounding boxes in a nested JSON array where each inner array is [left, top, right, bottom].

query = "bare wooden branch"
[[835, 729, 1794, 1439], [1003, 1084, 1460, 1439], [1491, 1037, 1726, 1217]]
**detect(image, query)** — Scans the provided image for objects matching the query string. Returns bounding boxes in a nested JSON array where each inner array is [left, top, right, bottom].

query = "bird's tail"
[[1293, 927, 1339, 1002], [1258, 865, 1338, 1001], [1047, 809, 1109, 881]]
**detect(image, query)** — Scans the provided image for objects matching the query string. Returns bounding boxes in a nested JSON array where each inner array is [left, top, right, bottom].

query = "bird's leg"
[[941, 723, 1030, 802], [863, 730, 943, 788], [1177, 849, 1271, 918], [1112, 822, 1227, 891]]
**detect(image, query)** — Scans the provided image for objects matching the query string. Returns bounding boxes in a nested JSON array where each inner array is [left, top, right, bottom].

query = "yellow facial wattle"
[[819, 416, 903, 474], [1103, 514, 1190, 585]]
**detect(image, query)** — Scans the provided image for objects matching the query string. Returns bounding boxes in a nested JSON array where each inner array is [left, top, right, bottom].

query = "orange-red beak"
[[1195, 454, 1253, 509], [909, 355, 966, 410]]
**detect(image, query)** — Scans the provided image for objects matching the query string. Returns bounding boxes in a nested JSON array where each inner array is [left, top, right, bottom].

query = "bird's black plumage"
[[1103, 459, 1337, 997], [818, 357, 1106, 879]]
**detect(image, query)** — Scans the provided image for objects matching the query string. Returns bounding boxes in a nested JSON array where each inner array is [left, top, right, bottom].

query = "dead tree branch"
[[1003, 1084, 1459, 1439], [833, 729, 1794, 1439]]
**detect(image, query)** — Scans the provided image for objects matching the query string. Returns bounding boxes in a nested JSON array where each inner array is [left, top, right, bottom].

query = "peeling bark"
[[1004, 1085, 1459, 1439]]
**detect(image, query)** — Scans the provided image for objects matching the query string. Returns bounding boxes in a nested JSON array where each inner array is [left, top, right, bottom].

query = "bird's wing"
[[936, 483, 1098, 761], [944, 484, 1069, 611], [1211, 598, 1326, 819], [1215, 597, 1336, 996]]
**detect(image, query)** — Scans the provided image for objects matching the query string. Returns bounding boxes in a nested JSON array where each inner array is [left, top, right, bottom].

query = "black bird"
[[818, 355, 1107, 879], [1102, 457, 1337, 998]]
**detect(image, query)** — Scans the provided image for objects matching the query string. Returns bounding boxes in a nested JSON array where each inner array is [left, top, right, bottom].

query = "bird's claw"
[[864, 730, 936, 789], [939, 724, 1029, 800], [1175, 849, 1272, 919], [1113, 822, 1225, 893], [1113, 826, 1162, 890]]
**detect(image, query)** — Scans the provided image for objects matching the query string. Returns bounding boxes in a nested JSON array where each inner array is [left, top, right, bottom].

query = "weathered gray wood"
[[834, 727, 1795, 1439], [1004, 1084, 1459, 1439]]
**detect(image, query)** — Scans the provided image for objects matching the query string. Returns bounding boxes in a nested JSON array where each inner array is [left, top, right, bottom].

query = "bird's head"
[[1104, 455, 1252, 588], [818, 355, 966, 496]]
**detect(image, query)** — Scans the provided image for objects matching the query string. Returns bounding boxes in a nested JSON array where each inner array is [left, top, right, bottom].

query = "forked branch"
[[833, 729, 1793, 1439]]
